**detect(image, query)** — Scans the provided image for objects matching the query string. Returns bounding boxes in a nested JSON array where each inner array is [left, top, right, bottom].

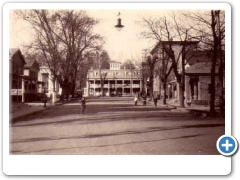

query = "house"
[[38, 65, 62, 101], [10, 48, 26, 102], [85, 61, 142, 97], [22, 57, 41, 102], [150, 41, 199, 101], [184, 51, 224, 105], [151, 40, 224, 106]]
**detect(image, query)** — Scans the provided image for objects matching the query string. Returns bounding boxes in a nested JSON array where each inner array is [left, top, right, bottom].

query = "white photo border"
[[3, 2, 231, 175]]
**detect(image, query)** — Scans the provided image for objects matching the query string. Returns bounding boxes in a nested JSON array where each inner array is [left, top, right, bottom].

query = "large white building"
[[85, 61, 142, 97]]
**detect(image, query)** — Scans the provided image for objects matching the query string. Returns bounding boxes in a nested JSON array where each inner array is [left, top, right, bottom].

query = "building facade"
[[85, 61, 142, 97], [184, 52, 223, 105], [38, 65, 62, 99], [23, 57, 41, 102], [10, 48, 26, 102], [150, 41, 224, 106]]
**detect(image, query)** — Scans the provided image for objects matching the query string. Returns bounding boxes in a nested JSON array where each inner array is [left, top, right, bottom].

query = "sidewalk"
[[10, 99, 76, 123], [163, 99, 222, 117]]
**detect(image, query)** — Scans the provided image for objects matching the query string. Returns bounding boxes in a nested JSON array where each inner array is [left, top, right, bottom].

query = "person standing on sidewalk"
[[80, 97, 86, 114]]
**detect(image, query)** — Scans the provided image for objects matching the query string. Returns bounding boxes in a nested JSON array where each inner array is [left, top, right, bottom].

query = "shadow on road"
[[10, 133, 207, 154]]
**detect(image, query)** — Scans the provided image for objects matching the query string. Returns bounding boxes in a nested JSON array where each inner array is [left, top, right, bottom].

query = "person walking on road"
[[80, 97, 86, 114], [153, 94, 158, 107], [134, 95, 138, 106], [142, 95, 147, 106]]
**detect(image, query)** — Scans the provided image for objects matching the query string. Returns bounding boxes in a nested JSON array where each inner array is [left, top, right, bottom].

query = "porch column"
[[177, 83, 180, 101], [198, 77, 201, 100], [122, 80, 124, 95], [194, 82, 198, 100], [93, 80, 95, 96], [185, 76, 190, 102], [108, 80, 110, 96], [21, 78, 25, 103], [140, 80, 142, 92], [86, 79, 89, 96]]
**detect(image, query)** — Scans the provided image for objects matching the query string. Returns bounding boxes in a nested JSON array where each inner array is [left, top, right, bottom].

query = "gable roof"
[[24, 57, 36, 68], [9, 48, 26, 64], [9, 48, 19, 58]]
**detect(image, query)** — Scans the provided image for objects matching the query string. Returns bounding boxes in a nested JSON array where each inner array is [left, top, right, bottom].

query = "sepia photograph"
[[9, 8, 226, 155], [3, 2, 232, 176]]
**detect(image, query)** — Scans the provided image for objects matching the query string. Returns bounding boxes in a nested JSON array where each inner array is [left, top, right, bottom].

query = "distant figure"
[[142, 95, 147, 106], [134, 95, 138, 106], [187, 98, 191, 106], [153, 96, 158, 107], [80, 97, 86, 113]]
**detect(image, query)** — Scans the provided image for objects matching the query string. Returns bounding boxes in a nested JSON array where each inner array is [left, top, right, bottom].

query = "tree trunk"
[[52, 78, 56, 92], [52, 78, 56, 104], [218, 51, 224, 117], [142, 79, 146, 94], [217, 12, 224, 118], [179, 82, 185, 107], [101, 82, 104, 96], [149, 76, 154, 100], [210, 10, 219, 115], [162, 81, 167, 105]]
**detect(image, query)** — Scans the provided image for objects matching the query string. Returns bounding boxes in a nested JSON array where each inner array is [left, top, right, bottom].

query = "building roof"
[[186, 50, 211, 65], [109, 61, 121, 63], [88, 69, 142, 79], [185, 61, 219, 74], [9, 48, 26, 64], [24, 57, 36, 68], [9, 48, 19, 58], [150, 41, 199, 54]]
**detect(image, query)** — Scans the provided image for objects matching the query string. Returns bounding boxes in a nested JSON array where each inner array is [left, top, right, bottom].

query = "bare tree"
[[95, 51, 110, 96], [145, 55, 159, 100], [15, 10, 103, 100], [140, 14, 198, 107], [185, 10, 225, 115], [121, 59, 135, 70], [153, 50, 174, 104]]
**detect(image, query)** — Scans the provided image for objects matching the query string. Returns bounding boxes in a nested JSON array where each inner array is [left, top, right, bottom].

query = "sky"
[[9, 9, 176, 64]]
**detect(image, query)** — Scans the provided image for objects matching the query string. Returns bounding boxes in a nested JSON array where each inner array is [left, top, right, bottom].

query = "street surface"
[[10, 97, 224, 155]]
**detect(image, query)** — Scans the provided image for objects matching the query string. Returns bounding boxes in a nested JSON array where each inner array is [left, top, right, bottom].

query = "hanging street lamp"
[[115, 12, 124, 31]]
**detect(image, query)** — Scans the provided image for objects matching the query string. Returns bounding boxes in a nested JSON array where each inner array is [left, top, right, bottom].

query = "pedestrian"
[[134, 95, 138, 106], [154, 96, 158, 107], [80, 96, 86, 114], [187, 98, 191, 106], [143, 95, 147, 106]]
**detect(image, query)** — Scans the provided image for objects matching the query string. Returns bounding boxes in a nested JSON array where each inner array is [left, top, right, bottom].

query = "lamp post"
[[114, 12, 124, 31]]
